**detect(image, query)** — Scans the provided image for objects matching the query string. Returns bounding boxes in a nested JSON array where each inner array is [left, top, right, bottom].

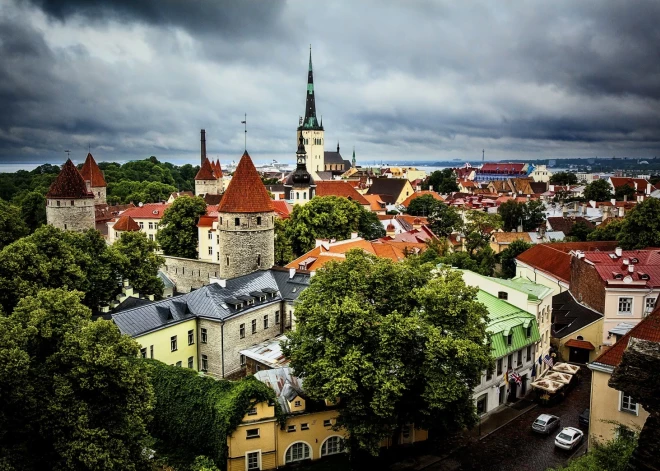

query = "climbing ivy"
[[147, 360, 281, 468]]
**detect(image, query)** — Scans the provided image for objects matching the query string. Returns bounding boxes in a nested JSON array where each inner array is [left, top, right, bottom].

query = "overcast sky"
[[1, 0, 659, 167]]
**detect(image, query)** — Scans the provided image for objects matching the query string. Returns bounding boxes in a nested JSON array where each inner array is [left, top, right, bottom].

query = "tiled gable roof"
[[609, 177, 652, 191], [213, 160, 223, 178], [400, 191, 444, 208], [315, 181, 369, 205], [583, 249, 660, 288], [366, 178, 410, 200], [272, 200, 292, 219], [80, 153, 106, 187], [46, 159, 94, 199], [122, 203, 170, 219], [547, 217, 594, 234], [195, 157, 217, 180], [113, 215, 140, 232], [217, 152, 275, 214], [592, 303, 660, 368]]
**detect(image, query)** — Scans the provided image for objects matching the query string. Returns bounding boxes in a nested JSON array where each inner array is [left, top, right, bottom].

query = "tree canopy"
[[0, 289, 154, 470], [283, 196, 385, 257], [617, 198, 660, 249], [406, 194, 441, 216], [499, 239, 532, 279], [614, 184, 636, 202], [423, 169, 459, 194], [0, 199, 29, 250], [548, 427, 637, 471], [427, 202, 461, 237], [566, 221, 594, 242], [156, 195, 207, 259], [587, 218, 624, 242], [283, 251, 491, 456], [583, 179, 613, 202], [497, 200, 545, 232], [550, 172, 578, 185]]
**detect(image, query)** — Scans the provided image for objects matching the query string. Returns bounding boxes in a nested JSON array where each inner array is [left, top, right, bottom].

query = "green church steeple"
[[299, 46, 323, 131]]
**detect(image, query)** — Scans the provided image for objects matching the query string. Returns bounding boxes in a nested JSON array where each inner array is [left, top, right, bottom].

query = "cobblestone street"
[[426, 368, 591, 471]]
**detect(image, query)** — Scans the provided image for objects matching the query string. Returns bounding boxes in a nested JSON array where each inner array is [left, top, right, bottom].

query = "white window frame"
[[619, 391, 639, 415], [320, 435, 345, 457], [245, 450, 261, 471], [617, 297, 633, 316], [645, 297, 656, 315], [284, 441, 312, 464]]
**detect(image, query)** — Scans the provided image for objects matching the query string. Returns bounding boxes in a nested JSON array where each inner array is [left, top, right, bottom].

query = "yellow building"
[[134, 318, 198, 369], [227, 368, 428, 470], [551, 290, 603, 364], [587, 306, 659, 447]]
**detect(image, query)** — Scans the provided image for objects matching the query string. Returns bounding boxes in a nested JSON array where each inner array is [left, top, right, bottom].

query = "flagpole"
[[242, 113, 247, 151]]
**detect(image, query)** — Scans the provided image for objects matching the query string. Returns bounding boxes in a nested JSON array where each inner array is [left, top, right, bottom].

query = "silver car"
[[532, 414, 561, 434], [555, 427, 584, 450]]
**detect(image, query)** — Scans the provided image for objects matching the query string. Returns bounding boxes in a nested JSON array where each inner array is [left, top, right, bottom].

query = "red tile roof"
[[272, 200, 292, 219], [195, 158, 217, 180], [197, 215, 217, 228], [121, 203, 170, 219], [46, 159, 94, 199], [315, 181, 370, 205], [565, 339, 595, 350], [400, 191, 444, 208], [609, 177, 653, 192], [80, 153, 106, 187], [217, 152, 275, 214], [593, 304, 660, 367], [213, 160, 223, 178], [583, 250, 660, 288], [113, 215, 140, 232], [479, 163, 525, 173]]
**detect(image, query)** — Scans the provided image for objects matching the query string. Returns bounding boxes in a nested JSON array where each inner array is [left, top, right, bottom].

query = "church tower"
[[217, 151, 275, 279], [284, 135, 316, 205], [297, 47, 324, 178], [46, 159, 96, 232], [80, 153, 107, 204]]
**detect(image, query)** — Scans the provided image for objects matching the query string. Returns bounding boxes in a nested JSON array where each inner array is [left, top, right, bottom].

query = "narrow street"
[[426, 368, 591, 471]]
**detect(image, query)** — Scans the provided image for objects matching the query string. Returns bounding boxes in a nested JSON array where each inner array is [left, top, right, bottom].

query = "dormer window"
[[507, 333, 513, 346], [498, 291, 508, 300]]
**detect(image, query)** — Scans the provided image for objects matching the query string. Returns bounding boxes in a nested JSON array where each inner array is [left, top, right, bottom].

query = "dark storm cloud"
[[2, 0, 660, 164]]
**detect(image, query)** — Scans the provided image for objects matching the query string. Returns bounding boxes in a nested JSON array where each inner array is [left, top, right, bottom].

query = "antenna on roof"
[[482, 149, 485, 162], [64, 149, 71, 159]]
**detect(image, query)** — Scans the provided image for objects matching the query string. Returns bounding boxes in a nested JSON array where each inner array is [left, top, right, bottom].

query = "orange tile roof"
[[272, 200, 292, 219], [315, 181, 370, 205], [593, 304, 660, 367], [564, 339, 595, 350], [213, 159, 223, 178], [80, 153, 106, 187], [122, 203, 170, 219], [400, 191, 444, 208], [363, 194, 386, 211], [610, 177, 653, 191], [46, 159, 94, 199], [197, 215, 217, 228], [218, 152, 275, 214], [195, 157, 217, 180], [113, 215, 140, 232]]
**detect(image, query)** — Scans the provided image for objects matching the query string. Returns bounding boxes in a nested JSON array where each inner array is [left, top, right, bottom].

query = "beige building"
[[587, 305, 659, 446], [528, 165, 553, 183], [107, 203, 169, 245], [46, 159, 96, 232]]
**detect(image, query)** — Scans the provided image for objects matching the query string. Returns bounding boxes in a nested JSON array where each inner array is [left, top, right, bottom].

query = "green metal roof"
[[462, 269, 553, 301], [477, 290, 540, 359]]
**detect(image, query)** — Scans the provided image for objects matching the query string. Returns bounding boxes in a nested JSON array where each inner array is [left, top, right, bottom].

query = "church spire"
[[352, 147, 356, 168], [299, 46, 322, 131]]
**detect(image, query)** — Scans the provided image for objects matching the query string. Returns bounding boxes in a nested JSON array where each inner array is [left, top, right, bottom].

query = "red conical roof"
[[80, 152, 106, 187], [113, 214, 140, 232], [218, 151, 275, 214], [213, 159, 223, 178], [46, 159, 94, 199], [195, 157, 217, 180]]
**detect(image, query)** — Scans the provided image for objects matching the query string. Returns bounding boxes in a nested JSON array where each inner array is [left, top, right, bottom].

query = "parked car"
[[579, 408, 590, 427], [555, 427, 584, 450], [532, 414, 561, 434]]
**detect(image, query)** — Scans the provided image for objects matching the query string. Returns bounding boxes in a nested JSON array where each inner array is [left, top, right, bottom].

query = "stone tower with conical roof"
[[296, 47, 324, 178], [217, 151, 275, 279], [46, 159, 96, 231], [284, 135, 316, 205], [80, 152, 107, 204], [195, 157, 221, 196]]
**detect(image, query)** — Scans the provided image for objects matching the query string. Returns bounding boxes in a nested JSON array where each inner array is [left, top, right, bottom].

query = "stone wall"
[[569, 256, 606, 314], [218, 211, 275, 279], [91, 186, 106, 205], [195, 179, 220, 197], [162, 256, 220, 293], [46, 197, 95, 232]]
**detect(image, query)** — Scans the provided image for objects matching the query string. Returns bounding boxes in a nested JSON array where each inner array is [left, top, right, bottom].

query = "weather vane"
[[241, 114, 247, 151]]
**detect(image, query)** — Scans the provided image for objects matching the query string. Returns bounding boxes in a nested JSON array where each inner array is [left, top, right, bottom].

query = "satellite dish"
[[138, 202, 144, 207]]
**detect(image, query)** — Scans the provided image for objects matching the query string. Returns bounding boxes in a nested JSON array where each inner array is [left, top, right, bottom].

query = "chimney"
[[615, 247, 622, 257], [350, 232, 358, 239], [562, 205, 567, 217], [628, 264, 634, 273], [618, 207, 624, 217], [289, 268, 296, 279], [623, 195, 628, 202], [647, 182, 652, 195], [200, 129, 207, 166], [610, 198, 616, 206], [416, 185, 421, 192], [429, 185, 433, 192]]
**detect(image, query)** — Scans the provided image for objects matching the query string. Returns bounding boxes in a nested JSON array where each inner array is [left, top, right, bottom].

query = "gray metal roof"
[[254, 367, 304, 413], [323, 151, 345, 165], [158, 269, 175, 289], [112, 268, 310, 337]]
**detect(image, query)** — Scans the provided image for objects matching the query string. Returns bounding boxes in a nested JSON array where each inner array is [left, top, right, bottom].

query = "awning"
[[608, 323, 635, 337], [565, 339, 595, 351]]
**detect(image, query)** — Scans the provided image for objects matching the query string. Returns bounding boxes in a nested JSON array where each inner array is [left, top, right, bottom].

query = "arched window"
[[577, 335, 584, 341], [321, 436, 344, 456], [285, 442, 310, 463]]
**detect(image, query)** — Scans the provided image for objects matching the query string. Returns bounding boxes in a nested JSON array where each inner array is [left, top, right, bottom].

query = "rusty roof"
[[46, 159, 94, 199], [315, 181, 370, 205], [400, 191, 444, 208], [113, 214, 140, 232], [195, 157, 217, 180], [217, 151, 275, 214], [80, 153, 106, 187]]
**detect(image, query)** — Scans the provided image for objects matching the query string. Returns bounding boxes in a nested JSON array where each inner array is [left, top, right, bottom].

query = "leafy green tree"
[[156, 196, 207, 259], [285, 196, 384, 257], [522, 200, 545, 231], [0, 199, 29, 249], [0, 289, 154, 470], [428, 203, 461, 237], [550, 172, 578, 185], [274, 218, 295, 266], [17, 191, 47, 231], [424, 169, 459, 194], [567, 221, 594, 242], [498, 201, 524, 231], [113, 231, 165, 298], [498, 239, 532, 279], [406, 194, 441, 216], [472, 245, 497, 276], [498, 201, 545, 232], [615, 183, 636, 201], [583, 179, 614, 202], [463, 211, 503, 254], [283, 251, 491, 457], [617, 198, 660, 249], [588, 218, 624, 241]]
